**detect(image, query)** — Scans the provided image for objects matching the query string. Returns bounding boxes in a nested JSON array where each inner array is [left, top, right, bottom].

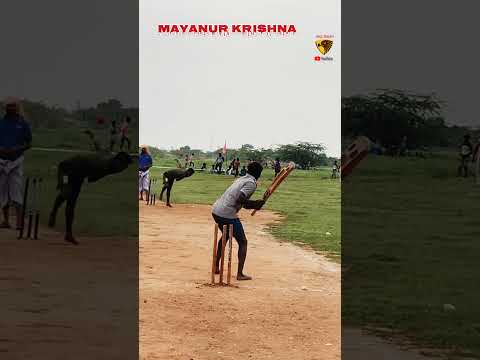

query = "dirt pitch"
[[140, 203, 341, 360], [0, 226, 138, 359]]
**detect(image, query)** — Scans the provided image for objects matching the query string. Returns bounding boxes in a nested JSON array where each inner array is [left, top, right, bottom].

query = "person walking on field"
[[160, 167, 195, 207], [188, 153, 195, 168], [274, 157, 281, 178], [0, 99, 32, 229], [211, 161, 265, 281], [233, 157, 241, 177], [214, 153, 224, 174], [139, 147, 153, 200], [458, 134, 473, 177], [120, 116, 132, 152], [331, 160, 339, 179]]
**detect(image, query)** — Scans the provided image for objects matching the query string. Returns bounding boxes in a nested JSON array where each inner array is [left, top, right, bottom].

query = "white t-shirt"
[[212, 174, 257, 219]]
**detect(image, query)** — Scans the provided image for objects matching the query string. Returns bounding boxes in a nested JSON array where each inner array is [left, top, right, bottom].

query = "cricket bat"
[[341, 136, 371, 179], [251, 162, 295, 216]]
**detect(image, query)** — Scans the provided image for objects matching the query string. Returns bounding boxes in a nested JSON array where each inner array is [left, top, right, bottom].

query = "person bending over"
[[48, 152, 132, 245], [160, 167, 195, 207], [211, 161, 265, 281]]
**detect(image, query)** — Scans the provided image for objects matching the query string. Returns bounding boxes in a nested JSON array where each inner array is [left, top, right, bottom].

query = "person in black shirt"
[[48, 132, 133, 244], [160, 168, 195, 207]]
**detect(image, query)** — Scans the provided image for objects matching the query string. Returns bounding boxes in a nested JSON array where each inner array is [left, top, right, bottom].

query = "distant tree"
[[276, 142, 327, 169], [16, 100, 67, 129], [97, 99, 123, 112], [342, 89, 446, 148]]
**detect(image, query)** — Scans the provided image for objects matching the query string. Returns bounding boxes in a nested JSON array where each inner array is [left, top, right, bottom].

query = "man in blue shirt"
[[0, 99, 32, 229], [139, 147, 153, 200]]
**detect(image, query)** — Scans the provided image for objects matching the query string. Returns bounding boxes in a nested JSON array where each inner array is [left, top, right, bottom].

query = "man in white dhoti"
[[0, 99, 32, 229], [138, 147, 153, 200]]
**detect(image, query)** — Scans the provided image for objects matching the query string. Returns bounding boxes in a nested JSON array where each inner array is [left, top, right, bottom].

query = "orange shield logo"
[[315, 39, 333, 55]]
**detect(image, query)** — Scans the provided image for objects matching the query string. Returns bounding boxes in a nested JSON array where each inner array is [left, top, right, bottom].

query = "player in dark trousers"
[[120, 116, 132, 152], [48, 131, 133, 244], [109, 120, 118, 152], [214, 153, 224, 174], [458, 134, 473, 177], [331, 160, 339, 179], [48, 152, 132, 244], [233, 157, 240, 177], [160, 168, 195, 207], [212, 161, 265, 281], [274, 157, 281, 177]]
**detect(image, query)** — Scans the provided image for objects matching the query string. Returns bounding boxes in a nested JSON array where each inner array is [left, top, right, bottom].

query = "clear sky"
[[342, 1, 478, 129], [140, 0, 341, 156], [0, 1, 138, 109]]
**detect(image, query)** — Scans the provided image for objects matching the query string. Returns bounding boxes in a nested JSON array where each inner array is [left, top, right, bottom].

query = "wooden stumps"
[[33, 178, 42, 240], [227, 224, 233, 285], [211, 224, 218, 284], [18, 177, 30, 239], [18, 176, 42, 240], [211, 223, 234, 286], [146, 178, 152, 204], [146, 178, 157, 206], [219, 225, 227, 284]]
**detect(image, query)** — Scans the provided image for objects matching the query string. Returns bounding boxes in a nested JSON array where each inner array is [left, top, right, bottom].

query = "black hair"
[[186, 168, 195, 176], [126, 116, 131, 123], [247, 161, 263, 180]]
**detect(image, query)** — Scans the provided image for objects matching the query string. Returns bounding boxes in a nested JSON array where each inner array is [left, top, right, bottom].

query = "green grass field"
[[21, 149, 138, 238], [342, 153, 480, 357], [149, 159, 341, 259]]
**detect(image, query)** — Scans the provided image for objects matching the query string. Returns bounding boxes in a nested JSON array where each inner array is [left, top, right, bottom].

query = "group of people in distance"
[[106, 116, 132, 153]]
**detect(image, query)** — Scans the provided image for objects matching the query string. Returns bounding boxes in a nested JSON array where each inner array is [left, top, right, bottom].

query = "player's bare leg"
[[49, 194, 65, 228], [64, 182, 82, 245], [166, 184, 173, 207], [236, 239, 252, 280]]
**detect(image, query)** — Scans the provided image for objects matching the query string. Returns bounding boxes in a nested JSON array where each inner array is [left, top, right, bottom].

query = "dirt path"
[[140, 203, 341, 360], [0, 226, 137, 359]]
